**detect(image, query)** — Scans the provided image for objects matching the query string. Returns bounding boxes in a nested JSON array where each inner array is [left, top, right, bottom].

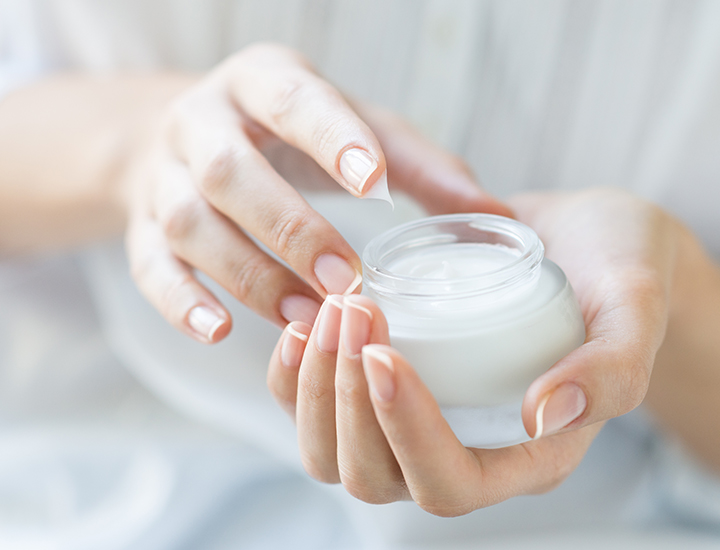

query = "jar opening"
[[362, 214, 544, 302]]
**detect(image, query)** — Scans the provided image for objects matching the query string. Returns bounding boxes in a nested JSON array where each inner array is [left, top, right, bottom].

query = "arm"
[[0, 73, 194, 252], [646, 226, 720, 471]]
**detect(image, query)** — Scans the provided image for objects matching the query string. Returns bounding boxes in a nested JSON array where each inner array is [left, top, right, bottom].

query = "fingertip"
[[286, 320, 312, 340], [343, 295, 390, 345], [480, 198, 515, 219], [316, 294, 344, 353], [338, 146, 386, 197], [187, 305, 232, 344]]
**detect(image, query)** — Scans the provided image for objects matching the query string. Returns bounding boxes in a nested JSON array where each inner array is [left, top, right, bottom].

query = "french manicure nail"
[[279, 294, 321, 325], [342, 298, 373, 356], [314, 253, 362, 295], [362, 346, 396, 402], [188, 306, 226, 342], [339, 148, 379, 194], [534, 383, 587, 439], [281, 323, 310, 369], [316, 295, 344, 353]]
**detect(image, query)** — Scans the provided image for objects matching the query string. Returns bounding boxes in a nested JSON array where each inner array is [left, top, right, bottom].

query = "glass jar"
[[362, 213, 586, 448]]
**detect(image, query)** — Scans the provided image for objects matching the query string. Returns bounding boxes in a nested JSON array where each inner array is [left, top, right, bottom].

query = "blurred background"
[[1, 1, 720, 548]]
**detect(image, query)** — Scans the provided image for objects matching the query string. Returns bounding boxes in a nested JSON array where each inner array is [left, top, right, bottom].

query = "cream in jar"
[[362, 214, 586, 448]]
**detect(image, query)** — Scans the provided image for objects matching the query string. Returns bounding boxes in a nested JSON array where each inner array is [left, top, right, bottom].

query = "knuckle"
[[198, 145, 252, 198], [268, 76, 339, 134], [311, 112, 348, 159], [301, 377, 334, 403], [268, 78, 307, 128], [522, 442, 576, 496], [268, 207, 313, 258], [160, 198, 204, 242], [334, 379, 367, 409], [229, 256, 269, 304]]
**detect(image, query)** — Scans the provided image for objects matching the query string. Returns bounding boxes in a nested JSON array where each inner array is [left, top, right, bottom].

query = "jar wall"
[[386, 263, 585, 408]]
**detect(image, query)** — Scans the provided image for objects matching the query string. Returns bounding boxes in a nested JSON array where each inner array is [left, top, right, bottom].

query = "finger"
[[153, 153, 322, 326], [362, 345, 600, 516], [510, 191, 671, 438], [224, 43, 387, 197], [126, 212, 231, 344], [168, 89, 363, 298], [355, 103, 513, 217], [296, 295, 344, 483], [334, 296, 407, 503], [268, 321, 312, 419], [522, 273, 666, 438]]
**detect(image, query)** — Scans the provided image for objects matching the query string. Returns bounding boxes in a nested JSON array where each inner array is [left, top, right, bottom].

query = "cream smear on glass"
[[362, 214, 586, 448]]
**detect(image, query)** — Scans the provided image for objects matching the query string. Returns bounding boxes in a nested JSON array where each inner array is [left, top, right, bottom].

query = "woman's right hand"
[[124, 42, 511, 344]]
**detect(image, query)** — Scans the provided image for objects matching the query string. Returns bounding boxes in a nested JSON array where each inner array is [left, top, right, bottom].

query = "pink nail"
[[188, 306, 226, 342], [281, 322, 310, 369], [316, 295, 344, 353], [341, 298, 373, 356], [280, 294, 321, 325], [534, 383, 587, 439], [362, 346, 396, 402], [314, 254, 362, 296], [339, 148, 378, 193]]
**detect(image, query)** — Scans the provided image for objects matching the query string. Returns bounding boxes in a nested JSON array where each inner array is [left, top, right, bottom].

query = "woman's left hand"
[[266, 188, 703, 515]]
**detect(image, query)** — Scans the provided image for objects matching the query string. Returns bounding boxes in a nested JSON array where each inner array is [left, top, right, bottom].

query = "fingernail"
[[339, 148, 378, 194], [281, 322, 310, 369], [316, 295, 344, 353], [534, 383, 587, 439], [342, 298, 373, 356], [280, 294, 321, 325], [188, 306, 226, 342], [314, 253, 362, 295], [362, 346, 396, 402]]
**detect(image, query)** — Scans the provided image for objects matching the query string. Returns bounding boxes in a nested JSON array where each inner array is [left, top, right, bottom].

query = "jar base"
[[441, 400, 530, 449]]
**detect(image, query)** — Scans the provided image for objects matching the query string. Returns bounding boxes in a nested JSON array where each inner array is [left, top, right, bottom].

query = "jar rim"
[[362, 213, 544, 300]]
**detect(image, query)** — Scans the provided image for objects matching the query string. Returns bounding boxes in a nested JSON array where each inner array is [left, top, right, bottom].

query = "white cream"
[[363, 214, 586, 448], [386, 243, 520, 279]]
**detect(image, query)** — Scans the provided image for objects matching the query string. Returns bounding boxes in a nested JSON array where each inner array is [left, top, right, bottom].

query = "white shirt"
[[2, 1, 720, 548]]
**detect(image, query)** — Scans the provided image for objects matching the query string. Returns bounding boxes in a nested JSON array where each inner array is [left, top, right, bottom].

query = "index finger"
[[222, 43, 388, 199]]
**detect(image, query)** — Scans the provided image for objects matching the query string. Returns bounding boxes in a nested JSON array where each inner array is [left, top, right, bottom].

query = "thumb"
[[522, 275, 667, 439]]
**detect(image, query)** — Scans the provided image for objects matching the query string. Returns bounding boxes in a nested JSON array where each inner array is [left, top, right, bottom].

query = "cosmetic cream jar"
[[362, 214, 586, 448]]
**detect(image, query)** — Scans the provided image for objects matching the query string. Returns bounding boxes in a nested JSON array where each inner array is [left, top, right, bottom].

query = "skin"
[[0, 43, 510, 345], [2, 41, 719, 515], [267, 189, 720, 516]]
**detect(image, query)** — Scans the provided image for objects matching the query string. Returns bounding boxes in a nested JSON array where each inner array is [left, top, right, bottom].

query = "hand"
[[124, 42, 510, 344], [267, 188, 685, 515]]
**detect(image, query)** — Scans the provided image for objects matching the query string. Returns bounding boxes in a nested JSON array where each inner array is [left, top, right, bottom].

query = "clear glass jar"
[[362, 214, 586, 448]]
